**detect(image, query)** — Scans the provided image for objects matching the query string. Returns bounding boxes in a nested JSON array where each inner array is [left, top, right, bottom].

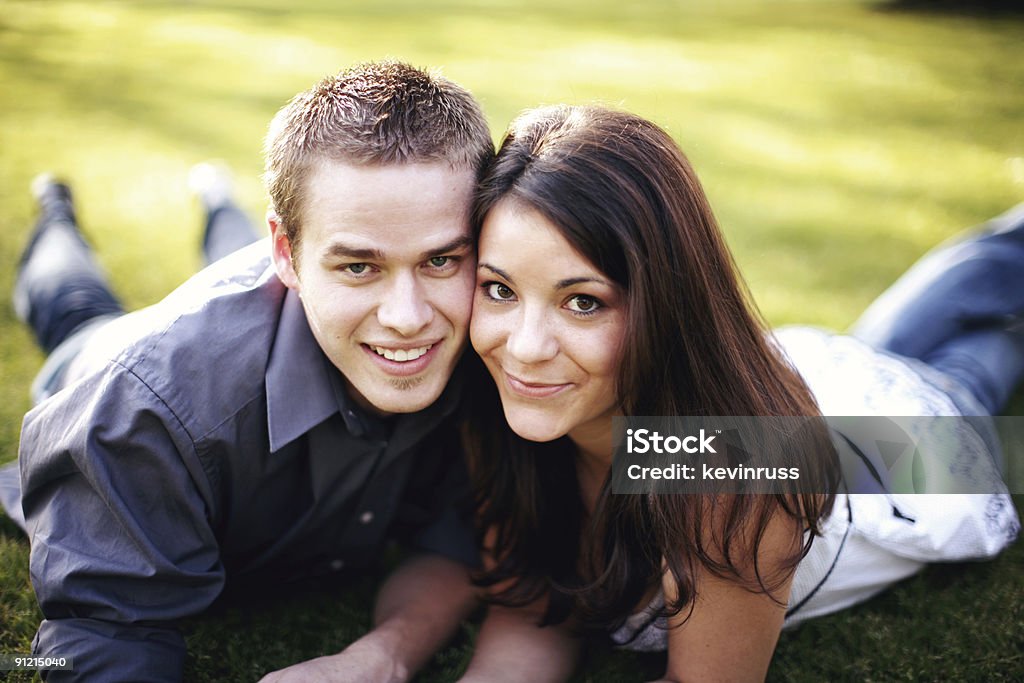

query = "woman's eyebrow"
[[555, 276, 611, 290], [479, 263, 514, 284], [479, 266, 612, 290]]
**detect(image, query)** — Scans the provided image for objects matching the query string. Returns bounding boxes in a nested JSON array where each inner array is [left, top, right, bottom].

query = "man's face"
[[271, 160, 477, 415]]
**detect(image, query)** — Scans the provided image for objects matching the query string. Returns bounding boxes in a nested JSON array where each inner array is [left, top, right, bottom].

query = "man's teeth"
[[373, 345, 432, 362]]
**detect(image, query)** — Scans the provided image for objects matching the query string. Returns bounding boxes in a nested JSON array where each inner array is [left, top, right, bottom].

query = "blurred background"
[[1, 1, 1021, 680]]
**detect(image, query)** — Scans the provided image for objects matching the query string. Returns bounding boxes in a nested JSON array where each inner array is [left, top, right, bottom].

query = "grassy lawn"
[[1, 0, 1022, 680]]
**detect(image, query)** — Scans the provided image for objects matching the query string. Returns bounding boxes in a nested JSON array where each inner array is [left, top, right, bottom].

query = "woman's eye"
[[486, 283, 516, 300], [566, 295, 600, 313]]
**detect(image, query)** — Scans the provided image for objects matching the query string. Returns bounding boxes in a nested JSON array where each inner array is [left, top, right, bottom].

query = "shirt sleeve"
[[19, 363, 225, 682]]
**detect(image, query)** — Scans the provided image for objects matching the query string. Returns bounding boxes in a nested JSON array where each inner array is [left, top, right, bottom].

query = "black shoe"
[[31, 173, 76, 224], [17, 174, 80, 271]]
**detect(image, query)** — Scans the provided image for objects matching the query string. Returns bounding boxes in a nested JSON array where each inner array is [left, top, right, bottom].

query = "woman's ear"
[[268, 211, 300, 291]]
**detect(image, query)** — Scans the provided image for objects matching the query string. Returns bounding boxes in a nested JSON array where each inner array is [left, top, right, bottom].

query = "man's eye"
[[429, 256, 450, 268], [345, 263, 369, 274], [486, 283, 515, 300], [566, 295, 600, 313]]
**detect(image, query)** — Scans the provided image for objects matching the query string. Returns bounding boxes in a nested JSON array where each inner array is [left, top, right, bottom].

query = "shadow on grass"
[[771, 494, 1024, 682], [182, 571, 378, 681], [877, 0, 1024, 16], [0, 513, 26, 540], [0, 47, 276, 162]]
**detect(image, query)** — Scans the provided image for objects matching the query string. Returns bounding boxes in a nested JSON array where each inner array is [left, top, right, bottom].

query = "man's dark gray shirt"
[[11, 241, 474, 682]]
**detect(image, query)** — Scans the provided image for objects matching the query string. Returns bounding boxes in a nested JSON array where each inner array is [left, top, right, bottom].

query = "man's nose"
[[377, 273, 433, 336]]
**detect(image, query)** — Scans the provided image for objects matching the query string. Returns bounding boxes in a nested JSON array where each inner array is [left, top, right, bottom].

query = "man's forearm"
[[257, 554, 477, 683]]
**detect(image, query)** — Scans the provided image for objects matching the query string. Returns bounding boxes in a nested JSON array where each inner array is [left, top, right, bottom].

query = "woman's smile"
[[502, 370, 573, 398]]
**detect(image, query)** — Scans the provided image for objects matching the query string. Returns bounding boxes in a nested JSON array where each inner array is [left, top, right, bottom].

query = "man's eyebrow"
[[324, 236, 474, 262], [324, 243, 385, 260], [420, 235, 475, 260]]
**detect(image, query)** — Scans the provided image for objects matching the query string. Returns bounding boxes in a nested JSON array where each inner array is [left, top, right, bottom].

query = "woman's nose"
[[506, 307, 558, 363]]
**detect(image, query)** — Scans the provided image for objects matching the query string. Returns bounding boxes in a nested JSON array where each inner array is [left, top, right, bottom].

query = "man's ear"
[[268, 211, 300, 290]]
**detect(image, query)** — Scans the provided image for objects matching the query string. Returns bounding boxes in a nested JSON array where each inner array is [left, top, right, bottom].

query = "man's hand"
[[257, 634, 408, 683], [260, 555, 476, 683]]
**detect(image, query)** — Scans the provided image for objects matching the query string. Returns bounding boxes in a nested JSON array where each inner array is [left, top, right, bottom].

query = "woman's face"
[[470, 199, 626, 445]]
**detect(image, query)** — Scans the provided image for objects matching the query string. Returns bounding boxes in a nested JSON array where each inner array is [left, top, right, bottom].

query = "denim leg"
[[202, 201, 261, 265], [851, 204, 1024, 415], [13, 209, 125, 355]]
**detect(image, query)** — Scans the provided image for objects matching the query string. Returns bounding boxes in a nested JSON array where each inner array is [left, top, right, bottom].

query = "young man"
[[0, 61, 493, 682]]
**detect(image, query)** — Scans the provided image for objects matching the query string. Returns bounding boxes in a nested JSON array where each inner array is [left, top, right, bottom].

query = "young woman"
[[459, 105, 1022, 682]]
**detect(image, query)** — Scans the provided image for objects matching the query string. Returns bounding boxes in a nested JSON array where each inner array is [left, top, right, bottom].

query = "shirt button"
[[329, 559, 345, 571], [359, 511, 375, 525]]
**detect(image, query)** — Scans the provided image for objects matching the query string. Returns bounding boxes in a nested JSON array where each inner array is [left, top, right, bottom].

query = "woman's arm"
[[459, 602, 581, 683], [659, 509, 801, 683], [458, 522, 581, 683]]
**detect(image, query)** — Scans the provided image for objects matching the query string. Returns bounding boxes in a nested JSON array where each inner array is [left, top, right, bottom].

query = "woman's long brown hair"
[[465, 105, 838, 632]]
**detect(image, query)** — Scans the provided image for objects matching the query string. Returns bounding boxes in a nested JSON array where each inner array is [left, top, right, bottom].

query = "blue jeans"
[[1, 201, 261, 530], [13, 201, 261, 401], [850, 204, 1024, 416]]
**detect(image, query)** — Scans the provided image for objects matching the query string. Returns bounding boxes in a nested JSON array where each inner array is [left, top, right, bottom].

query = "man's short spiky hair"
[[263, 60, 493, 253]]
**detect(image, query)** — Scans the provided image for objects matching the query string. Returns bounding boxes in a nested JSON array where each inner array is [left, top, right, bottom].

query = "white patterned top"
[[610, 327, 1019, 651]]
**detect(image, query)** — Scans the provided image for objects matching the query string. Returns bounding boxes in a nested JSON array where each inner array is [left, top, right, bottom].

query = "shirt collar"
[[266, 289, 467, 451], [266, 290, 346, 452]]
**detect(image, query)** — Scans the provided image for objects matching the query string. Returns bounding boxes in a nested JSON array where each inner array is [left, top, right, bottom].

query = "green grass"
[[0, 0, 1022, 680]]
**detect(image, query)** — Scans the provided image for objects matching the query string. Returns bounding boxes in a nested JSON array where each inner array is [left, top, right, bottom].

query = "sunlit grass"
[[0, 0, 1021, 680]]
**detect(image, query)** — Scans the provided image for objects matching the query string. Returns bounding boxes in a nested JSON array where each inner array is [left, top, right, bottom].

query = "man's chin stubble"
[[389, 376, 425, 391]]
